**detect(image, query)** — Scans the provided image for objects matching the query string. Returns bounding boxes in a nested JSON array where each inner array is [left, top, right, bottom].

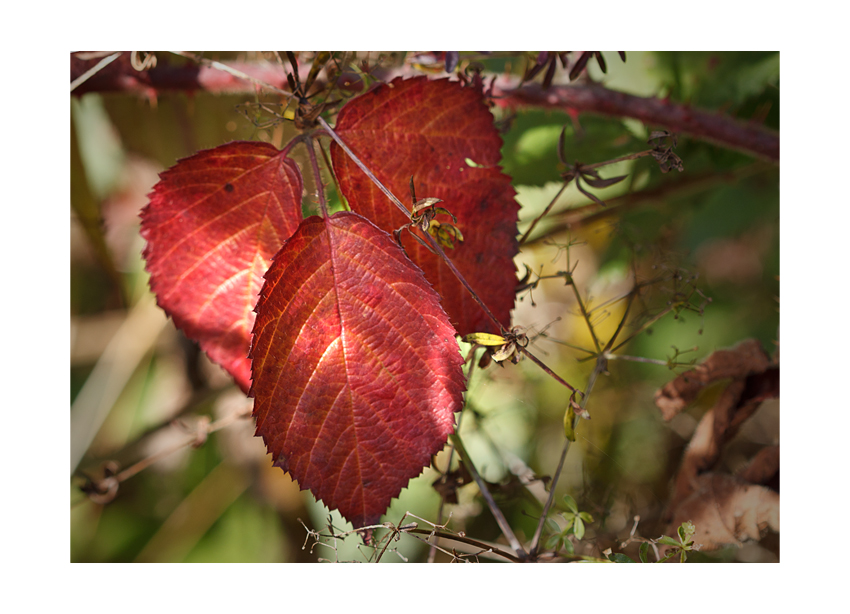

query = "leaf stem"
[[302, 135, 330, 218], [319, 115, 581, 397], [316, 116, 412, 219], [317, 116, 509, 330]]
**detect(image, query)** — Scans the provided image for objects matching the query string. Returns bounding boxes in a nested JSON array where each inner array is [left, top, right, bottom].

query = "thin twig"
[[528, 281, 638, 557], [321, 114, 585, 397], [316, 116, 411, 218], [428, 346, 479, 562], [408, 529, 524, 563], [79, 406, 252, 504], [570, 278, 603, 354], [449, 434, 527, 559], [523, 162, 771, 247], [519, 181, 569, 246], [527, 357, 603, 557]]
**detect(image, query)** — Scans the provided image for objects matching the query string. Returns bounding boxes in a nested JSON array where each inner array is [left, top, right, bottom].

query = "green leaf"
[[574, 517, 585, 540], [608, 553, 636, 563], [562, 495, 578, 514], [639, 542, 650, 563], [656, 536, 680, 547]]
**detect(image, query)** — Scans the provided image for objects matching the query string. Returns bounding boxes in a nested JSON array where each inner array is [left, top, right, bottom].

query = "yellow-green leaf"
[[463, 332, 507, 346], [563, 405, 576, 441]]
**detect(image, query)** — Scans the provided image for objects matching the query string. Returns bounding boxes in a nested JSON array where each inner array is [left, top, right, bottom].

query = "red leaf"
[[331, 77, 519, 335], [141, 141, 303, 392], [250, 211, 465, 528]]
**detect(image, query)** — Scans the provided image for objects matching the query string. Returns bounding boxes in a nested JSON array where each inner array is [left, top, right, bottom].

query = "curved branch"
[[70, 53, 779, 164], [490, 77, 778, 164]]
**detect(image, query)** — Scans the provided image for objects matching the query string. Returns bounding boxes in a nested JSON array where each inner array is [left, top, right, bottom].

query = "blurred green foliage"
[[71, 52, 778, 562]]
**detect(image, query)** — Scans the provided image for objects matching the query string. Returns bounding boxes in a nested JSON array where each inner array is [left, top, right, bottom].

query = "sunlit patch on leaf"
[[141, 141, 303, 391], [250, 211, 466, 529]]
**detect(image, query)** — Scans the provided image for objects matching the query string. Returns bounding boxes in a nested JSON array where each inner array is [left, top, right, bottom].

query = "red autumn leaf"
[[141, 141, 303, 392], [250, 211, 466, 528], [331, 76, 519, 336]]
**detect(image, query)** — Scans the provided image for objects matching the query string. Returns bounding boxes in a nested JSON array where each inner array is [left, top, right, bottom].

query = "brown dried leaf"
[[654, 339, 771, 421], [666, 366, 779, 514], [666, 474, 779, 551], [737, 445, 779, 486]]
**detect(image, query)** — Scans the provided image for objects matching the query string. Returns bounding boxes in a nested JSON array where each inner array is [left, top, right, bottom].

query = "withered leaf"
[[737, 445, 779, 487], [666, 474, 779, 551], [654, 339, 772, 421]]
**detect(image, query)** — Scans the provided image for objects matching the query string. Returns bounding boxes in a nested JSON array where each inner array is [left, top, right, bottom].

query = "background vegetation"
[[71, 51, 779, 562]]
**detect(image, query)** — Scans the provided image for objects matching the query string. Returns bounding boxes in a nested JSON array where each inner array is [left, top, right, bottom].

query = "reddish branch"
[[491, 77, 779, 163], [71, 54, 291, 95], [71, 53, 778, 164]]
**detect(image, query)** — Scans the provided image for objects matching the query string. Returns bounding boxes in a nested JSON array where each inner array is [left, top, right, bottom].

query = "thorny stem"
[[320, 115, 585, 399], [497, 78, 779, 164], [71, 55, 779, 164], [317, 117, 510, 333], [302, 135, 330, 218], [279, 132, 312, 160], [318, 140, 350, 211], [303, 517, 525, 563], [71, 53, 741, 560], [408, 529, 524, 563], [449, 433, 527, 559], [320, 113, 592, 555], [319, 115, 572, 557], [316, 116, 412, 219]]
